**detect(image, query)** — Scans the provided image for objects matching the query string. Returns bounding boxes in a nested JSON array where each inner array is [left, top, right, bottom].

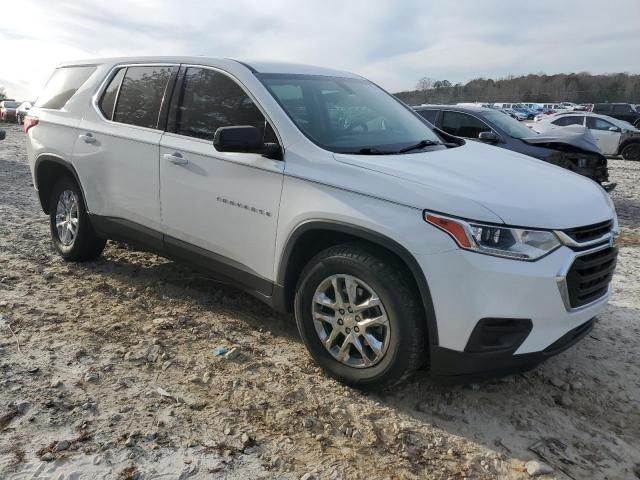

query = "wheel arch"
[[34, 154, 87, 215], [618, 138, 640, 156], [276, 220, 439, 346]]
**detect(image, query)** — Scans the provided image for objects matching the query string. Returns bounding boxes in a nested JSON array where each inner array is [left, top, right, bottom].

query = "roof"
[[56, 56, 361, 78], [537, 111, 629, 124]]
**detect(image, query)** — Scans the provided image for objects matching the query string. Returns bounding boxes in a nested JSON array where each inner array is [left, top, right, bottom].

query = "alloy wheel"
[[312, 274, 390, 368], [55, 189, 79, 246]]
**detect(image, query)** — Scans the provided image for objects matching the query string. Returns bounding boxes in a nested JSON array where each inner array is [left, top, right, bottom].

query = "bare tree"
[[396, 73, 640, 106], [416, 77, 434, 91]]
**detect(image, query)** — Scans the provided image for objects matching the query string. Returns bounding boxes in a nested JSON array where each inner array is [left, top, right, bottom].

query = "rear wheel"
[[49, 176, 106, 261], [621, 143, 640, 161], [294, 244, 426, 389]]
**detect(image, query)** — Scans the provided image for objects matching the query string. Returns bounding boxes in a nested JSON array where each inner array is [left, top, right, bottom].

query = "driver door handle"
[[79, 133, 97, 144], [164, 152, 188, 165]]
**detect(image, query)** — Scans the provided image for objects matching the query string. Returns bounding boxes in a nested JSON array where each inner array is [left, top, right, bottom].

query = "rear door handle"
[[163, 152, 188, 165], [79, 133, 97, 144]]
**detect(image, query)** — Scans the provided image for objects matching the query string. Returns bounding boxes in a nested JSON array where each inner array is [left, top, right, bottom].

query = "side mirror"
[[478, 131, 499, 143], [213, 125, 282, 160], [0, 130, 5, 141], [608, 126, 621, 132]]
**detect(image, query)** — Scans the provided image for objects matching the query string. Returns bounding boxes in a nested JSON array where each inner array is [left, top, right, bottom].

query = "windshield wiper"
[[398, 139, 443, 153]]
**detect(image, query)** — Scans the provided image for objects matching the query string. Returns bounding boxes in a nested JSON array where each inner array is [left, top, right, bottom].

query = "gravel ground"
[[0, 123, 639, 480]]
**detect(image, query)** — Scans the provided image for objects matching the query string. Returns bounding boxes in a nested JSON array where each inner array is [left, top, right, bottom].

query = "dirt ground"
[[0, 122, 639, 480]]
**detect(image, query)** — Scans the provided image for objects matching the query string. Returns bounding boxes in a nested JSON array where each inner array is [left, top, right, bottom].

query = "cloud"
[[1, 0, 639, 100]]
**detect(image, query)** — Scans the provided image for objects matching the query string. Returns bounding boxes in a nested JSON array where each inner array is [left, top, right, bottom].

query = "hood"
[[522, 125, 601, 154], [334, 141, 613, 230]]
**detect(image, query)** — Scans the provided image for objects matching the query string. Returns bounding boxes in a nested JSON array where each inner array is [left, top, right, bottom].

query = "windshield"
[[2, 101, 18, 108], [606, 116, 640, 131], [259, 74, 442, 154], [484, 110, 537, 139]]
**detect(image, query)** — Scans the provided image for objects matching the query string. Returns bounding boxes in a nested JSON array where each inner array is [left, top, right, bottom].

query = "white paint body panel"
[[159, 133, 284, 281], [26, 56, 617, 361], [589, 129, 621, 156]]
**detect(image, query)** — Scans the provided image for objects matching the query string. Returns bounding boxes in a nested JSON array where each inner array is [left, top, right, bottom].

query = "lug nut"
[[347, 306, 353, 313], [339, 309, 345, 315], [355, 315, 361, 321], [337, 319, 343, 325], [345, 328, 351, 334], [354, 326, 360, 333]]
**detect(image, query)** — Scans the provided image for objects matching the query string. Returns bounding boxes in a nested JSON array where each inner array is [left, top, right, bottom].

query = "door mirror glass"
[[478, 131, 499, 143], [213, 125, 282, 159]]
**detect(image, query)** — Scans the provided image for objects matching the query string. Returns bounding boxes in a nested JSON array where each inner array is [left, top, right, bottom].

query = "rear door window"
[[35, 66, 97, 110], [174, 67, 270, 141], [440, 111, 491, 138], [113, 66, 177, 129]]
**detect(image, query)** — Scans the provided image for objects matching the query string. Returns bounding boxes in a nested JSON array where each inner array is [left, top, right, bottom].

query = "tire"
[[49, 176, 106, 261], [294, 243, 426, 390], [621, 143, 640, 161]]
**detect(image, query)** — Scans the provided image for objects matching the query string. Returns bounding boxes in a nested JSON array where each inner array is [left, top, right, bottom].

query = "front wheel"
[[621, 143, 640, 161], [49, 176, 106, 261], [294, 244, 426, 389]]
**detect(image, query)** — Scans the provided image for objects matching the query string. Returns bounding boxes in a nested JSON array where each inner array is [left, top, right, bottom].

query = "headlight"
[[425, 213, 561, 261]]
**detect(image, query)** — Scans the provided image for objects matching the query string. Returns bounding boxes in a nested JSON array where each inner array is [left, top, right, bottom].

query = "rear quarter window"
[[35, 66, 97, 110], [98, 68, 126, 120]]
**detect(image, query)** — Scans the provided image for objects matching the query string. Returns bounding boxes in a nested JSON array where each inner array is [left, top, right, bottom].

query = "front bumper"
[[430, 317, 594, 381], [417, 244, 613, 378]]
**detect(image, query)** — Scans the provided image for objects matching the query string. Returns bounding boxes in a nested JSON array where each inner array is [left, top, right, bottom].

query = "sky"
[[1, 0, 639, 100]]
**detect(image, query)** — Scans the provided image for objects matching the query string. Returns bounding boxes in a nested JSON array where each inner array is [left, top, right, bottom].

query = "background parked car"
[[502, 108, 527, 120], [16, 101, 34, 125], [414, 105, 611, 186], [0, 100, 19, 122], [532, 111, 640, 160], [559, 102, 586, 111], [592, 103, 640, 127]]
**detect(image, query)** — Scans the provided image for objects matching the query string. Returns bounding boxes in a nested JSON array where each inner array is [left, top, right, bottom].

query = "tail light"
[[23, 116, 38, 133]]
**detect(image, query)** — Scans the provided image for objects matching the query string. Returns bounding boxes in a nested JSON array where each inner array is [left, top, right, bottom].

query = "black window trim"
[[92, 62, 180, 132], [165, 63, 284, 154]]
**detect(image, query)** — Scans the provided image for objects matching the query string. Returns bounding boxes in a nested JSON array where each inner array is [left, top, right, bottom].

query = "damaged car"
[[415, 105, 613, 190], [532, 112, 640, 161]]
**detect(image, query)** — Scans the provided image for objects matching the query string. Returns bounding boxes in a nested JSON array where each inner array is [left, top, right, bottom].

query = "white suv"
[[26, 57, 619, 389]]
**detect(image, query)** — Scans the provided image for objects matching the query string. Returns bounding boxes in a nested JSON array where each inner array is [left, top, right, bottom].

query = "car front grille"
[[566, 247, 618, 308], [563, 220, 613, 245]]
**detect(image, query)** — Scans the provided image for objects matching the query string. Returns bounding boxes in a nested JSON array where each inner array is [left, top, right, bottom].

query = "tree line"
[[395, 73, 640, 106]]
